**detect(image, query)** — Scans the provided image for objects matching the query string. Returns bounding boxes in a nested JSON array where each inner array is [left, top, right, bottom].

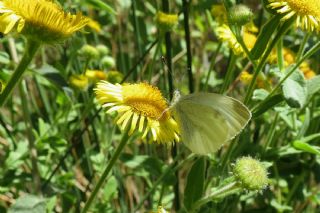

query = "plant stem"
[[81, 130, 130, 213], [191, 181, 241, 211], [244, 17, 294, 104], [0, 39, 40, 107], [182, 0, 194, 93], [204, 43, 222, 91], [220, 52, 237, 94]]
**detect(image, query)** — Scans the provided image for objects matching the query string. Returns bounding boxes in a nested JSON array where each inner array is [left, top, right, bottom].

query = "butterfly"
[[170, 91, 251, 155]]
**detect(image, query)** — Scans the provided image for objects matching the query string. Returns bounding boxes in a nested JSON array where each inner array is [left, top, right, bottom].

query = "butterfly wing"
[[172, 99, 231, 154], [172, 93, 251, 154]]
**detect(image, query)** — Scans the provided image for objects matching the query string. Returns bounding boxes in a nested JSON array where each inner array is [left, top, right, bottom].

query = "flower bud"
[[155, 11, 178, 32], [106, 70, 123, 84], [69, 74, 89, 91], [96, 44, 110, 55], [233, 156, 269, 191], [79, 44, 100, 59], [101, 56, 116, 68], [228, 4, 253, 26]]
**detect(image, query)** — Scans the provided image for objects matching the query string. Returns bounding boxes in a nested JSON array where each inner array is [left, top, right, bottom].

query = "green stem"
[[148, 36, 163, 82], [191, 181, 241, 211], [0, 39, 40, 106], [244, 18, 294, 104], [204, 43, 222, 91], [220, 52, 237, 94], [182, 0, 194, 93], [81, 130, 130, 213]]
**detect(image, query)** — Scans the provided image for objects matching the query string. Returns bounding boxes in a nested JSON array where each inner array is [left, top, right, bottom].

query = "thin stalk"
[[182, 0, 194, 93], [148, 36, 163, 82], [81, 129, 130, 213], [277, 37, 284, 71], [0, 39, 40, 106], [296, 33, 310, 61], [134, 153, 194, 211], [204, 43, 222, 91], [19, 82, 41, 194], [220, 52, 237, 94], [191, 181, 241, 211], [162, 0, 178, 210], [263, 113, 279, 156]]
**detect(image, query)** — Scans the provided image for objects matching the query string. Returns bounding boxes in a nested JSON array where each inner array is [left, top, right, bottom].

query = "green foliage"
[[0, 0, 320, 212]]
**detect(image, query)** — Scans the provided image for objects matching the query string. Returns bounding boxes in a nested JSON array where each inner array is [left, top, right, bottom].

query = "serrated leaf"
[[184, 158, 205, 210]]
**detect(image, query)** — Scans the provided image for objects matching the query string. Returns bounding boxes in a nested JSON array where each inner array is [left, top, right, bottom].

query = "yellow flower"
[[300, 61, 316, 79], [95, 81, 180, 144], [87, 18, 101, 33], [85, 69, 107, 81], [268, 47, 295, 66], [268, 0, 320, 32], [0, 0, 89, 43], [155, 11, 178, 32], [149, 206, 168, 213], [211, 4, 227, 24], [240, 71, 266, 88], [69, 74, 89, 90], [216, 24, 257, 55], [240, 71, 253, 85]]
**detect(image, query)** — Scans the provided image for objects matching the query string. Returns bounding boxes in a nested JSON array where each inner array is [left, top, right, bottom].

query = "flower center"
[[286, 0, 320, 18], [122, 83, 169, 120]]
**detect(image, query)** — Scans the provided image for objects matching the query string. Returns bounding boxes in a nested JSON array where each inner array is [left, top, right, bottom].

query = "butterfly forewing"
[[173, 100, 231, 154], [172, 93, 251, 154]]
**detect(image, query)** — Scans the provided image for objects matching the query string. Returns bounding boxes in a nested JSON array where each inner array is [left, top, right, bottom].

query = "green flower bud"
[[101, 56, 116, 68], [233, 156, 269, 191], [96, 44, 110, 56], [79, 44, 100, 59], [228, 4, 253, 26], [106, 70, 123, 84]]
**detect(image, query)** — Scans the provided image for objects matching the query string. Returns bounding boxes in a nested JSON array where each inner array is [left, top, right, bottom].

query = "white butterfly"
[[170, 91, 251, 155]]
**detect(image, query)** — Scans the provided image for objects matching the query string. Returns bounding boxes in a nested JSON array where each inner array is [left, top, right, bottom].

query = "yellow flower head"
[[0, 0, 89, 43], [155, 11, 178, 32], [300, 61, 316, 79], [69, 74, 89, 91], [268, 0, 320, 32], [85, 69, 107, 81], [216, 24, 257, 55], [211, 4, 227, 24], [95, 81, 180, 144], [240, 71, 253, 85]]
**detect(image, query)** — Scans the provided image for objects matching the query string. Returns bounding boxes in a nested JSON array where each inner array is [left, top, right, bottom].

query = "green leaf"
[[307, 75, 320, 98], [184, 158, 206, 210], [250, 15, 281, 60], [83, 0, 116, 14], [8, 194, 47, 213], [292, 140, 320, 156], [282, 67, 307, 108], [252, 89, 269, 101], [252, 94, 284, 118]]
